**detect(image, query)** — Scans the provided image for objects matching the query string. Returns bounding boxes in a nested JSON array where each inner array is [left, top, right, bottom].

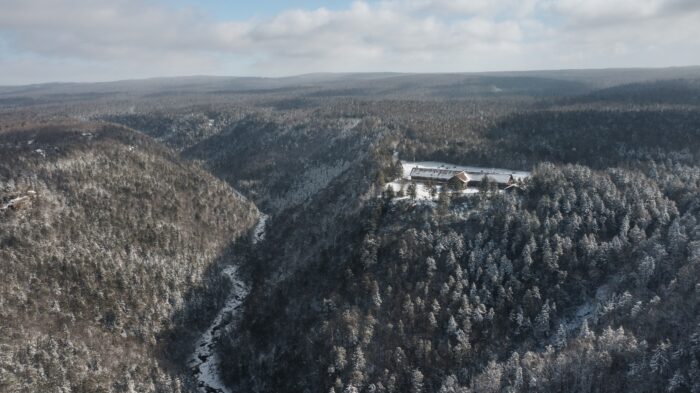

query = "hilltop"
[[0, 122, 259, 391]]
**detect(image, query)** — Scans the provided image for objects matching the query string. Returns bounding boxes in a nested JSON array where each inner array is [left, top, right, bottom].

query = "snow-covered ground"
[[0, 195, 31, 211], [558, 284, 612, 339], [251, 213, 268, 244], [384, 181, 479, 201], [189, 212, 268, 393], [384, 160, 529, 201]]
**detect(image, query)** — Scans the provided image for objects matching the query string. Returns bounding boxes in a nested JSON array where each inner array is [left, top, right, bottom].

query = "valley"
[[190, 213, 267, 393], [1, 69, 700, 393], [190, 265, 248, 393]]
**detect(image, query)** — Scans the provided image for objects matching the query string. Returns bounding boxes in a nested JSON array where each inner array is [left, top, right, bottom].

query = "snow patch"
[[560, 284, 612, 336], [252, 213, 269, 244], [384, 181, 478, 201]]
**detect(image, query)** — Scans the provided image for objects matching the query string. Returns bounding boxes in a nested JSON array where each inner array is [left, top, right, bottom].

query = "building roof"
[[452, 171, 469, 183], [410, 167, 465, 181], [409, 165, 525, 185], [504, 184, 524, 192], [466, 172, 514, 185]]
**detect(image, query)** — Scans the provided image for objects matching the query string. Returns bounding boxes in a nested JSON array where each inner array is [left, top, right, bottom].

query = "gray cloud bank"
[[1, 0, 699, 84]]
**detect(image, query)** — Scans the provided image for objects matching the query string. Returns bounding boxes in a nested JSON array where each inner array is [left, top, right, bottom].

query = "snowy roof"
[[467, 172, 514, 185], [404, 161, 529, 186], [453, 171, 469, 183], [410, 167, 468, 181]]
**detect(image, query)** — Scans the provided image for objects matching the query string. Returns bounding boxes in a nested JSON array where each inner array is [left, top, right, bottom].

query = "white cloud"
[[0, 0, 699, 83]]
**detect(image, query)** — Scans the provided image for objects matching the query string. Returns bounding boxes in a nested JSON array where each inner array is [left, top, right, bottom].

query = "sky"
[[1, 0, 700, 85]]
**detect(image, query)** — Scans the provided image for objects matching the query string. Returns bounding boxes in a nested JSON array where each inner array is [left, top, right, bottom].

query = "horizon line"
[[3, 64, 700, 88], [0, 64, 700, 88]]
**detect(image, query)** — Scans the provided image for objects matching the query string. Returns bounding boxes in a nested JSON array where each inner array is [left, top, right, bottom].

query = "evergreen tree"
[[407, 183, 418, 200]]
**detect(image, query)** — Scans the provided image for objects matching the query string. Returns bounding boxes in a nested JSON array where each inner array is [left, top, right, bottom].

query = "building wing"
[[410, 167, 463, 181]]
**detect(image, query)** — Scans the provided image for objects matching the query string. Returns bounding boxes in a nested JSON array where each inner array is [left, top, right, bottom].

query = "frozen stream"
[[189, 213, 268, 392]]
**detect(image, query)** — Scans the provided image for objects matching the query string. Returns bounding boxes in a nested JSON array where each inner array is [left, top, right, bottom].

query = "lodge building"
[[409, 167, 518, 189]]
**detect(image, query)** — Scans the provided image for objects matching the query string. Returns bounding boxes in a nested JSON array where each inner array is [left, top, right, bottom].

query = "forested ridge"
[[213, 80, 700, 393], [0, 122, 259, 391], [220, 161, 700, 392]]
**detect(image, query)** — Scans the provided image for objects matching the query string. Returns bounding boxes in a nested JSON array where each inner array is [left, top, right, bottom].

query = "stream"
[[189, 213, 268, 393]]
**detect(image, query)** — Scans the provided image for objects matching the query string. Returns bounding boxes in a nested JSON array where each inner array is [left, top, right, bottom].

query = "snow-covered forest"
[[2, 71, 700, 393]]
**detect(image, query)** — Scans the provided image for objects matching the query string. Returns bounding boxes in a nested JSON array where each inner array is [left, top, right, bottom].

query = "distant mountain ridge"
[[3, 66, 700, 99]]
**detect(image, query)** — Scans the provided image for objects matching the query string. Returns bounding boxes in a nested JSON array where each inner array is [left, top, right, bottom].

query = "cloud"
[[546, 0, 700, 28], [237, 2, 523, 63], [397, 0, 540, 18], [0, 0, 699, 83], [0, 0, 225, 60], [539, 0, 700, 67]]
